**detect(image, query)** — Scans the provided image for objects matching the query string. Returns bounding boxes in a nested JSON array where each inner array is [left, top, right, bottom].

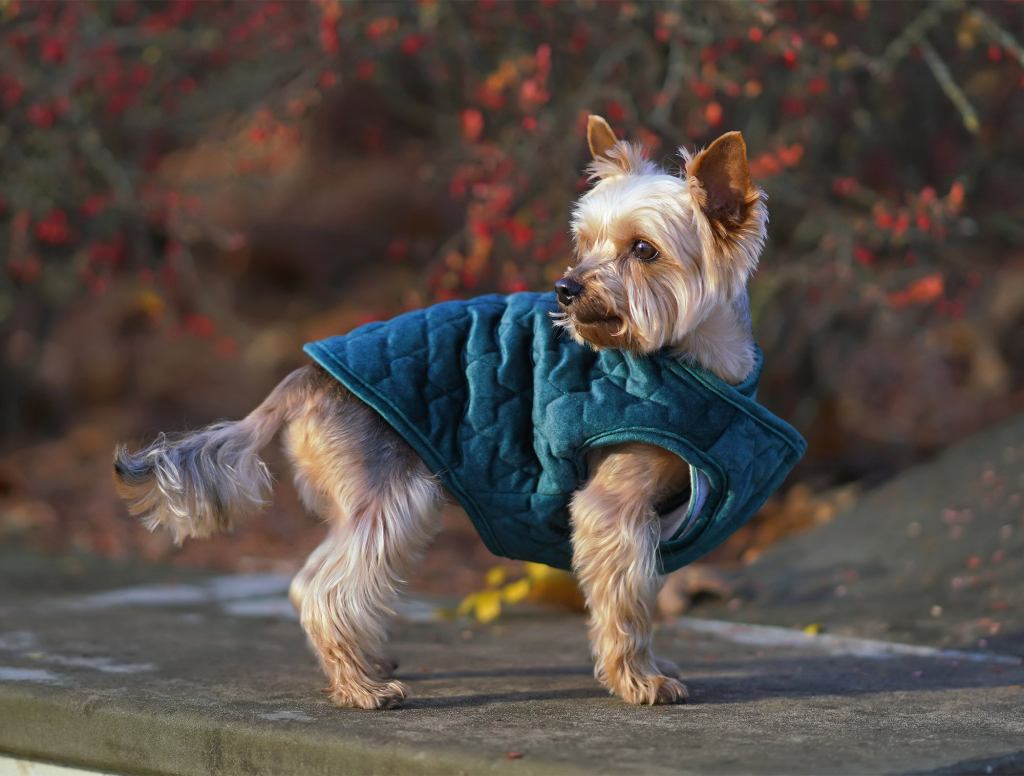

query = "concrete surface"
[[703, 413, 1024, 655], [1, 415, 1024, 775], [1, 557, 1022, 776]]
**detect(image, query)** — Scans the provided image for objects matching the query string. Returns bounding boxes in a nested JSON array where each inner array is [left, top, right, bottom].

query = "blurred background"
[[1, 0, 1022, 609]]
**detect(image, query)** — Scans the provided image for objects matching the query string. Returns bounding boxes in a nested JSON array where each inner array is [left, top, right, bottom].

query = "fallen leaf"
[[502, 577, 531, 604], [474, 589, 503, 623], [485, 566, 508, 587]]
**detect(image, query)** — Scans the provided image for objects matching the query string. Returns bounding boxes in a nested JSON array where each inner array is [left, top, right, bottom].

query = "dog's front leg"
[[570, 444, 689, 705]]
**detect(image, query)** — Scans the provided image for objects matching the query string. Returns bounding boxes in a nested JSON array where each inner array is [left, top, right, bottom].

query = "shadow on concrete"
[[395, 652, 1023, 710], [399, 665, 594, 681], [664, 653, 1022, 706], [898, 749, 1024, 775], [403, 686, 609, 709]]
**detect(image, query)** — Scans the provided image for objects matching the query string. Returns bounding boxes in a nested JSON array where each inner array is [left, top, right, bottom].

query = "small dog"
[[114, 116, 767, 709]]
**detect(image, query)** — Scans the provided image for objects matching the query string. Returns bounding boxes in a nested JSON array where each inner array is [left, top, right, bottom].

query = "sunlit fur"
[[282, 370, 441, 709], [571, 443, 691, 704], [114, 120, 770, 709], [552, 139, 767, 384], [113, 368, 309, 543]]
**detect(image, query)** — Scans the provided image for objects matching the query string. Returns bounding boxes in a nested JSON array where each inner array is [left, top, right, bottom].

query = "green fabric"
[[304, 292, 806, 573]]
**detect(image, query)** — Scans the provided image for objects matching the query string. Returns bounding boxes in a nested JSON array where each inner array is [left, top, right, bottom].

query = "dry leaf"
[[485, 566, 508, 587], [502, 577, 531, 603]]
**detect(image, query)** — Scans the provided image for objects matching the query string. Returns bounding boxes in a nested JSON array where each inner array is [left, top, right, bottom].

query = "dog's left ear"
[[586, 114, 651, 179], [685, 131, 756, 229], [587, 115, 619, 160]]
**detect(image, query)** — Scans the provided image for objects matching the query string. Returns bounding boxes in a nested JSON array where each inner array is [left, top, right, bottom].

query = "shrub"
[[2, 1, 1022, 460]]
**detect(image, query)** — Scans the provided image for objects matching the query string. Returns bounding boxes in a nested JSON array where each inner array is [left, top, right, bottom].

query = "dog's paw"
[[329, 679, 409, 710], [616, 673, 689, 706]]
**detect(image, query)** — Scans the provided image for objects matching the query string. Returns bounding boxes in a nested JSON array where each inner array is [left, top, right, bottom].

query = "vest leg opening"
[[658, 464, 710, 542]]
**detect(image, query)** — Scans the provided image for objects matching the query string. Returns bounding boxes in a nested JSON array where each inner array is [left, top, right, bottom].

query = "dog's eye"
[[630, 239, 659, 262]]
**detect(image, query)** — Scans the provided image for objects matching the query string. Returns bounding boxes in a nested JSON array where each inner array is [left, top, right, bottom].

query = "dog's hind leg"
[[284, 377, 441, 709], [288, 528, 400, 679]]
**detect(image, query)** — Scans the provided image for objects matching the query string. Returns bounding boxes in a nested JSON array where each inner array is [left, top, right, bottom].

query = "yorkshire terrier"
[[115, 115, 768, 709]]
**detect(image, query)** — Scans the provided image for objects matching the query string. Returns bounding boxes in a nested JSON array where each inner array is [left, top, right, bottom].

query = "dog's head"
[[553, 115, 767, 355]]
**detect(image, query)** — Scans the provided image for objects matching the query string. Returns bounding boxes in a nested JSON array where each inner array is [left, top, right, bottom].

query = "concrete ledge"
[[1, 683, 540, 776], [1, 561, 1023, 776], [0, 757, 120, 775]]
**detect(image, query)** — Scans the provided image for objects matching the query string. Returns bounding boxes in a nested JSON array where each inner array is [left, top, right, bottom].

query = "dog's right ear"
[[587, 115, 618, 160]]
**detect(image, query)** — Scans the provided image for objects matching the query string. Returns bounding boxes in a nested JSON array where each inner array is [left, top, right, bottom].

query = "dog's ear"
[[686, 131, 756, 229], [587, 115, 618, 161], [586, 115, 651, 179]]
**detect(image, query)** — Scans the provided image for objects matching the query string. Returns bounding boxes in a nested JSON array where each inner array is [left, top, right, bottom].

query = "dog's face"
[[553, 115, 767, 354]]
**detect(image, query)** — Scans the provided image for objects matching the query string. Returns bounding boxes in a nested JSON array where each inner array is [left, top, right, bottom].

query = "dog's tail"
[[113, 367, 310, 544]]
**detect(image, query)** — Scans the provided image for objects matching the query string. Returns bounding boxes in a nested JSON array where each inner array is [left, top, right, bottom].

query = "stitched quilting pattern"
[[304, 292, 806, 572]]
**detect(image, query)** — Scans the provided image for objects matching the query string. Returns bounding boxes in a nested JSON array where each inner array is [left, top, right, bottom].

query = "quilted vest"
[[304, 292, 806, 574]]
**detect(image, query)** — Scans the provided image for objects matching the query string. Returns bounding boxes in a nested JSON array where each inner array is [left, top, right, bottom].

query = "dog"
[[114, 115, 771, 709]]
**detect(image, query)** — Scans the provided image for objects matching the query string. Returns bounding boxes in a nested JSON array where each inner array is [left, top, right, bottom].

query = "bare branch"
[[971, 7, 1024, 69], [918, 37, 980, 135], [871, 0, 961, 78]]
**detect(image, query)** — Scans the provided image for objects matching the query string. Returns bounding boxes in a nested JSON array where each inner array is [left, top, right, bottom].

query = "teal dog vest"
[[304, 292, 806, 573]]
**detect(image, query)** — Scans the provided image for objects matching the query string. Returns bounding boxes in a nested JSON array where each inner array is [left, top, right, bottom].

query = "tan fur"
[[587, 115, 619, 160], [554, 118, 765, 384], [113, 368, 310, 543], [571, 444, 690, 704], [114, 116, 769, 708], [282, 373, 441, 709]]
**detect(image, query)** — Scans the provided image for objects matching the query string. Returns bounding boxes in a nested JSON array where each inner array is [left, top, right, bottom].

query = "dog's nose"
[[555, 277, 584, 306]]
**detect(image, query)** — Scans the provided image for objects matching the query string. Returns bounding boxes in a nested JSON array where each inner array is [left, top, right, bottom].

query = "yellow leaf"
[[524, 562, 556, 581], [528, 572, 585, 610], [485, 566, 508, 588], [474, 590, 503, 623], [456, 592, 479, 618], [502, 577, 531, 604], [802, 623, 821, 636]]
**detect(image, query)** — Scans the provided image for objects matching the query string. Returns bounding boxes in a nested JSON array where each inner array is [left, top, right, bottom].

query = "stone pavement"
[[2, 415, 1024, 775]]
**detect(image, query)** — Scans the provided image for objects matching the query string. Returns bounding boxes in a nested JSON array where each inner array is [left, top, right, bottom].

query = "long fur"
[[113, 367, 310, 543], [282, 382, 441, 708], [558, 137, 766, 384], [571, 443, 690, 704]]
